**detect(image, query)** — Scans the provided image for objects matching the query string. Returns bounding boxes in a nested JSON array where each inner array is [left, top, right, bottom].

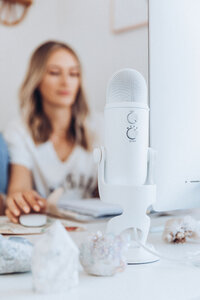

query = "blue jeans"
[[0, 134, 9, 194]]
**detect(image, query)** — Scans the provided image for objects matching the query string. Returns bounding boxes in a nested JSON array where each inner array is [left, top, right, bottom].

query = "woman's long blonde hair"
[[19, 40, 92, 151]]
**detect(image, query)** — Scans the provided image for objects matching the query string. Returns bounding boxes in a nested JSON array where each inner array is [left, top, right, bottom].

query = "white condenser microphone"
[[105, 68, 149, 186]]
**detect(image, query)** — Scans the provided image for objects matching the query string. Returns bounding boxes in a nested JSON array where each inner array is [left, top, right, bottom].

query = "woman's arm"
[[5, 164, 46, 223], [8, 164, 33, 194]]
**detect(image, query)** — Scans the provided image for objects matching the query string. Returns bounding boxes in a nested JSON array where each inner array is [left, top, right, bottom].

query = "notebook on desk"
[[47, 188, 123, 222], [57, 198, 123, 218]]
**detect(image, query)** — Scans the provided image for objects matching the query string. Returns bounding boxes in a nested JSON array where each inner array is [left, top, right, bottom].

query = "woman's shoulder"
[[2, 118, 34, 169], [4, 117, 27, 134], [3, 117, 30, 143]]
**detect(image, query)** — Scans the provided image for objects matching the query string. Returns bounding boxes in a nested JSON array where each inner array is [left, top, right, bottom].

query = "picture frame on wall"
[[111, 0, 148, 34]]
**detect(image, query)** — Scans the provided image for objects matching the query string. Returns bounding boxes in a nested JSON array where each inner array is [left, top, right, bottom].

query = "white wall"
[[0, 0, 148, 130]]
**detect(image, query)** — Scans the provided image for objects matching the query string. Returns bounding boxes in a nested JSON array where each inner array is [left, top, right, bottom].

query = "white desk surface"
[[1, 216, 200, 300]]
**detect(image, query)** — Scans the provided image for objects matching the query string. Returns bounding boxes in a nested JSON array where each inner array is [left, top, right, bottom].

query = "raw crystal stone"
[[163, 216, 200, 243], [32, 220, 79, 293], [0, 235, 33, 274], [80, 231, 127, 276]]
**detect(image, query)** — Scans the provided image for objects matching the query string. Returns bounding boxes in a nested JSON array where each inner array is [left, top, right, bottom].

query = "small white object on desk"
[[19, 214, 47, 227]]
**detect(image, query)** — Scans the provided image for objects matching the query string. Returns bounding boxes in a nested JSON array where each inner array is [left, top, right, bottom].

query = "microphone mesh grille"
[[107, 69, 147, 103]]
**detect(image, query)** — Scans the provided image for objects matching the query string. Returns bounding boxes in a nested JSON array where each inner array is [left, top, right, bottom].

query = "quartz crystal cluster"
[[32, 220, 79, 293], [80, 231, 127, 276], [163, 216, 200, 243], [0, 235, 33, 274]]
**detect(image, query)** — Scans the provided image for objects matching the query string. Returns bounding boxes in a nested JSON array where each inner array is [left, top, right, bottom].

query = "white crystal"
[[0, 235, 33, 274], [80, 231, 127, 276], [32, 220, 79, 293]]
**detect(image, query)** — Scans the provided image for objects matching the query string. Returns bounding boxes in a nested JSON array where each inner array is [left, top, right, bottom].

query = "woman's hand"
[[5, 190, 47, 223]]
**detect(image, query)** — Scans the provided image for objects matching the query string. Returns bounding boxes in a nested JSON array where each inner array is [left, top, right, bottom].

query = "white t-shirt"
[[3, 117, 103, 199]]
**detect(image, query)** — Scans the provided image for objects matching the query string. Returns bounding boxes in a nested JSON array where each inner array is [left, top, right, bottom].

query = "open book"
[[47, 188, 123, 221], [58, 198, 123, 218]]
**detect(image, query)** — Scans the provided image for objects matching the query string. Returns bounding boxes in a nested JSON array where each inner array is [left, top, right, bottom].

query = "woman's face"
[[39, 49, 81, 108]]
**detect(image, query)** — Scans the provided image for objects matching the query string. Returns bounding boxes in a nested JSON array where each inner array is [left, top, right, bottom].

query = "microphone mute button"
[[126, 127, 138, 141]]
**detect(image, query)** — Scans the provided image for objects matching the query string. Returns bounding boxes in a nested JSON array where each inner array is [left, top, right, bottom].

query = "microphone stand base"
[[126, 243, 159, 264]]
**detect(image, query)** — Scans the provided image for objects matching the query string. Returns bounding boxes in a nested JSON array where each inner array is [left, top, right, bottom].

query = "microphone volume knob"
[[127, 111, 138, 124]]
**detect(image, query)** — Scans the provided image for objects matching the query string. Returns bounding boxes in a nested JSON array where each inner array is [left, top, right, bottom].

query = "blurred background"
[[0, 0, 148, 129]]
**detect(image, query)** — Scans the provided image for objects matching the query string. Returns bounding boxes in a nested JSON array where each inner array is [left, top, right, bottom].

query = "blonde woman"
[[3, 41, 100, 223]]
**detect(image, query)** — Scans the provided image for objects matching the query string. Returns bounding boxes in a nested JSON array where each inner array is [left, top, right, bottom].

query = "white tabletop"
[[1, 216, 200, 300]]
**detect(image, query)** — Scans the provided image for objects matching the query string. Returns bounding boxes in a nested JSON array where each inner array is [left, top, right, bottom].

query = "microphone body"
[[105, 69, 149, 186], [95, 69, 158, 264]]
